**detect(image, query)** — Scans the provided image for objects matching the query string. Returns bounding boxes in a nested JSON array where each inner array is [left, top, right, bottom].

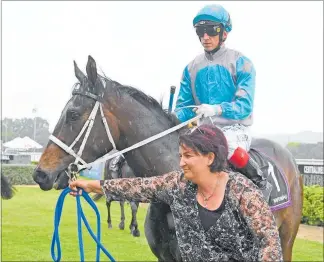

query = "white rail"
[[295, 159, 323, 166]]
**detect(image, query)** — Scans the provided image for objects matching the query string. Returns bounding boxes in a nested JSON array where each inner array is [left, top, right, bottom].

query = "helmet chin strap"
[[206, 45, 221, 55]]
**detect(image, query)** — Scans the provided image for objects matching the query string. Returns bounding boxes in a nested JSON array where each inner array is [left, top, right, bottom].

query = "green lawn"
[[1, 187, 155, 261], [292, 239, 323, 262], [1, 187, 323, 261]]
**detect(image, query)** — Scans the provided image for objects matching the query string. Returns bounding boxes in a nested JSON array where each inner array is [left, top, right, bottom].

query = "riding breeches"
[[220, 124, 252, 159], [198, 118, 252, 159]]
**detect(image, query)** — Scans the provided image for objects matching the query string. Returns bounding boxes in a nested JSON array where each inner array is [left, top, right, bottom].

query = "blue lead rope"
[[51, 187, 116, 262]]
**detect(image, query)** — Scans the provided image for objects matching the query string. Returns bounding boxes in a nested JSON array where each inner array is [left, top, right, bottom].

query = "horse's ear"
[[86, 55, 97, 86], [74, 61, 86, 82]]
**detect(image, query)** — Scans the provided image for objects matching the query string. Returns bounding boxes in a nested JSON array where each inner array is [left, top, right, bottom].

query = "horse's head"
[[33, 56, 120, 190]]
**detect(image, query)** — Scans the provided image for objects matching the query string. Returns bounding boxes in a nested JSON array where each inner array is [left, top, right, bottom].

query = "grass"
[[292, 239, 323, 262], [1, 187, 323, 261], [1, 187, 155, 261]]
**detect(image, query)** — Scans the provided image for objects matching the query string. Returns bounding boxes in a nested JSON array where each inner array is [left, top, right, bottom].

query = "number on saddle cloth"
[[248, 148, 291, 211]]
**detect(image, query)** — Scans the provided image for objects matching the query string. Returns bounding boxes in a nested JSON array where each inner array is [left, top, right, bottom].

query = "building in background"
[[1, 136, 43, 164]]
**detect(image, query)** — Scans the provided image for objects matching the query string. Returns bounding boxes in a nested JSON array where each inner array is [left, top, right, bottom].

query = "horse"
[[1, 171, 15, 200], [92, 156, 141, 237], [33, 55, 303, 261]]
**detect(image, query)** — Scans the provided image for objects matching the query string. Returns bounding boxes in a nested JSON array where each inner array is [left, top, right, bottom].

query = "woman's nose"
[[179, 157, 186, 167]]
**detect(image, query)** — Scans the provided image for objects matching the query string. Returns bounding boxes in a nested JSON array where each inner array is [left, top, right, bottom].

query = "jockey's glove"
[[195, 104, 222, 118]]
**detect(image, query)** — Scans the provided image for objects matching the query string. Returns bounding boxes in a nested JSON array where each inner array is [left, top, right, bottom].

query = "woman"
[[69, 124, 283, 262]]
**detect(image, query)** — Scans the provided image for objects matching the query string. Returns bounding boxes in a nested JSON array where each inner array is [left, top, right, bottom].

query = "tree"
[[286, 142, 323, 159], [1, 117, 51, 147]]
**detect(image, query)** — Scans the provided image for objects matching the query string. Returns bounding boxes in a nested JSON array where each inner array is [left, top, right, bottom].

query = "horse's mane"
[[100, 75, 179, 127]]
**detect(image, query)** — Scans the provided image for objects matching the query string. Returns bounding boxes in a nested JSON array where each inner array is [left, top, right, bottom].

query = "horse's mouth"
[[53, 170, 69, 190]]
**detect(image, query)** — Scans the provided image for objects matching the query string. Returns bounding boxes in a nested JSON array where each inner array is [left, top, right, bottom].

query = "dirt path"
[[296, 224, 323, 243]]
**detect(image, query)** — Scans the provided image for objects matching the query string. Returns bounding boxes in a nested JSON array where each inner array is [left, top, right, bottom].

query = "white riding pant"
[[220, 124, 252, 159], [198, 118, 252, 159]]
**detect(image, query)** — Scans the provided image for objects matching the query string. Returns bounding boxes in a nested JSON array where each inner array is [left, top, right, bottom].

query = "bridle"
[[49, 87, 118, 178], [49, 84, 202, 180]]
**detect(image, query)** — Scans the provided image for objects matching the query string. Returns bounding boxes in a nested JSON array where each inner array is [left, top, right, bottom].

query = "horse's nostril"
[[33, 168, 54, 191], [33, 169, 49, 184]]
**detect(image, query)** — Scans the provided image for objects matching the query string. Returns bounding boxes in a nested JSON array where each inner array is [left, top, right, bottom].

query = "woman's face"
[[179, 144, 213, 181]]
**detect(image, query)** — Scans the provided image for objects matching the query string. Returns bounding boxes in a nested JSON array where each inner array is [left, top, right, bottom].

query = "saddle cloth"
[[249, 148, 292, 211]]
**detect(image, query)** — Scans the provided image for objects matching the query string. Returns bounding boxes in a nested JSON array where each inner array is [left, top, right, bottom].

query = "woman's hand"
[[69, 180, 102, 197]]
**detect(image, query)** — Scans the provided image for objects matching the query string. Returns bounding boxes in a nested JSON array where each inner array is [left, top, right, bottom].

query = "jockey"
[[174, 4, 272, 201]]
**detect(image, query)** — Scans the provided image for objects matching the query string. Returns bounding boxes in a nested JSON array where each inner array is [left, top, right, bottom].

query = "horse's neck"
[[117, 108, 180, 177]]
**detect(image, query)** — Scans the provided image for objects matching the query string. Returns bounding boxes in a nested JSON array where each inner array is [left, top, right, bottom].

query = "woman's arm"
[[239, 187, 283, 261], [69, 170, 182, 204], [100, 170, 182, 204]]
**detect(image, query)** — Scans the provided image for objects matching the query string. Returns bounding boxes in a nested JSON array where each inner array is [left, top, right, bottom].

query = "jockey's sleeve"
[[239, 186, 283, 262], [100, 170, 182, 205], [219, 56, 256, 120], [174, 66, 196, 122]]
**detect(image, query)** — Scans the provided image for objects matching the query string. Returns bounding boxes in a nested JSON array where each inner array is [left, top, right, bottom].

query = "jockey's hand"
[[69, 180, 102, 196], [195, 104, 222, 118]]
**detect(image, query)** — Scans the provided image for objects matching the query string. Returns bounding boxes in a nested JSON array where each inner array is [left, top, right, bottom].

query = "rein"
[[49, 90, 202, 172], [82, 113, 202, 169], [51, 173, 116, 262]]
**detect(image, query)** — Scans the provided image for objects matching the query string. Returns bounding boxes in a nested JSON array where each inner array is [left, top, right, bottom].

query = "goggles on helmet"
[[195, 25, 222, 37]]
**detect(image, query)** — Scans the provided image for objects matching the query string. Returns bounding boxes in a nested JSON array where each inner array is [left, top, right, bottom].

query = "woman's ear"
[[207, 152, 215, 166]]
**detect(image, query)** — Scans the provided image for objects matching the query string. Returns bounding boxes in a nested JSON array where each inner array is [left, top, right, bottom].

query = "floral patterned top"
[[100, 170, 283, 262]]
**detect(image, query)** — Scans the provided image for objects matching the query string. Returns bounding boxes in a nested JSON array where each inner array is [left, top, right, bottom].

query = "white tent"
[[22, 136, 43, 149], [3, 137, 24, 149], [3, 136, 42, 150]]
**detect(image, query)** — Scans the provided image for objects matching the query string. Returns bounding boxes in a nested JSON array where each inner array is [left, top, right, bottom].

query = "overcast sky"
[[2, 1, 323, 135]]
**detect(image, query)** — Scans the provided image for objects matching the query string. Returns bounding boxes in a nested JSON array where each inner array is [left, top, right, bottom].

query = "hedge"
[[2, 165, 323, 226], [2, 165, 37, 185], [1, 165, 92, 185], [301, 185, 324, 226]]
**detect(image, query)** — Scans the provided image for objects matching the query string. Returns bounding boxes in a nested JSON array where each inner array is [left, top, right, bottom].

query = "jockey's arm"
[[174, 66, 196, 122], [219, 56, 256, 120]]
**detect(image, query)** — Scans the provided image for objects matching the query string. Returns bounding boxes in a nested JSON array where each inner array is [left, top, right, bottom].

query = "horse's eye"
[[67, 110, 80, 122]]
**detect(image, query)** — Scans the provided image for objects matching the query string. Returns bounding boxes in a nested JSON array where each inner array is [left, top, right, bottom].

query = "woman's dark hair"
[[179, 124, 228, 172]]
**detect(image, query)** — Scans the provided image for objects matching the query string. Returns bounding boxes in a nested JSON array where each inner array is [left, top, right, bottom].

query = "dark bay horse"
[[33, 56, 303, 261], [92, 157, 141, 237]]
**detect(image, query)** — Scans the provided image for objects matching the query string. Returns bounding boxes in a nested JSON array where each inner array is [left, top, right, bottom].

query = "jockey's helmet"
[[193, 4, 232, 33]]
